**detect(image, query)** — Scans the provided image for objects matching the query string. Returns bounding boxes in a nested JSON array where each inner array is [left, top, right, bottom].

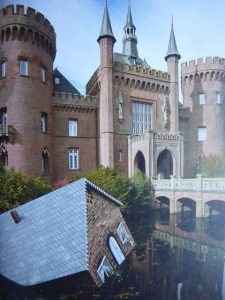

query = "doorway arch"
[[134, 151, 146, 174], [157, 149, 173, 179]]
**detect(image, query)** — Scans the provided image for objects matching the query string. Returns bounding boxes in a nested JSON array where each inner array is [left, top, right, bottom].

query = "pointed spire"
[[122, 1, 138, 58], [125, 0, 136, 29], [165, 19, 181, 61], [97, 0, 116, 43]]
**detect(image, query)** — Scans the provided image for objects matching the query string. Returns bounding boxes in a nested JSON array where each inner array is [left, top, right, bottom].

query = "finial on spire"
[[165, 18, 181, 61], [97, 1, 116, 43]]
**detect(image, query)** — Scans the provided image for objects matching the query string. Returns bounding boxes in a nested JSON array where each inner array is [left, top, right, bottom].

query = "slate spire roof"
[[124, 2, 136, 30], [165, 19, 181, 61], [97, 0, 116, 43]]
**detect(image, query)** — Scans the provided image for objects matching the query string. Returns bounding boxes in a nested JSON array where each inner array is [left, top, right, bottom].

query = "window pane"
[[41, 67, 46, 82], [55, 77, 60, 84], [1, 61, 6, 77], [69, 148, 79, 170], [198, 127, 207, 141], [132, 100, 152, 135], [199, 94, 205, 105], [19, 60, 28, 76], [69, 120, 77, 136], [216, 92, 221, 104]]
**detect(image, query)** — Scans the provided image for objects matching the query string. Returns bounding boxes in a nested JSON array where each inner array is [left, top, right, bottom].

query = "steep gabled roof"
[[53, 68, 80, 94], [0, 178, 122, 286]]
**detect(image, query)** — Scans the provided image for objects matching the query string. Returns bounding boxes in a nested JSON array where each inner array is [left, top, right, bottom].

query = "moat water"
[[1, 210, 225, 300]]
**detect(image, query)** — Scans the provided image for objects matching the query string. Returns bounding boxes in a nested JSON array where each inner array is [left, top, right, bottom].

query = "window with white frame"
[[19, 59, 28, 76], [132, 101, 152, 135], [54, 76, 60, 84], [117, 222, 132, 245], [69, 148, 79, 170], [198, 127, 207, 141], [1, 61, 6, 78], [41, 112, 47, 133], [199, 93, 205, 105], [41, 66, 46, 82], [97, 256, 113, 283], [118, 150, 122, 162], [216, 92, 221, 104], [68, 119, 77, 137]]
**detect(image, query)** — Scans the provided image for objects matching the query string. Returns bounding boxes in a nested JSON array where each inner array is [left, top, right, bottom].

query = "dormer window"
[[54, 76, 60, 85]]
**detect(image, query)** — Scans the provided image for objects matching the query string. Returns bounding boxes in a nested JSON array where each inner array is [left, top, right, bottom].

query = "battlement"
[[0, 5, 56, 40], [114, 61, 170, 82], [53, 92, 98, 106], [181, 56, 225, 75]]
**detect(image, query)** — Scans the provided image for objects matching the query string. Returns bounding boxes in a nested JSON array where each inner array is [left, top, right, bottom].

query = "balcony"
[[0, 124, 15, 143]]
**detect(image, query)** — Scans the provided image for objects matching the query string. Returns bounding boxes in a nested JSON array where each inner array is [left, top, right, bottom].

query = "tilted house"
[[0, 178, 134, 291]]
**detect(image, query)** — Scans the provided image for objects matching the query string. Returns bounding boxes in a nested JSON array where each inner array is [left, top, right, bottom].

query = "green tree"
[[0, 169, 52, 213], [195, 154, 225, 177]]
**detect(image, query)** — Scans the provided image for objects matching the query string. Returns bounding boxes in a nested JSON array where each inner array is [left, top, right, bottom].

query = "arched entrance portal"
[[134, 151, 146, 174], [157, 149, 173, 179]]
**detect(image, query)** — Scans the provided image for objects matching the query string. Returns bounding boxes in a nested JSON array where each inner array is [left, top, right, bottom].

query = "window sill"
[[41, 80, 47, 84], [41, 131, 48, 134], [20, 74, 29, 77], [0, 76, 6, 79], [68, 169, 80, 171]]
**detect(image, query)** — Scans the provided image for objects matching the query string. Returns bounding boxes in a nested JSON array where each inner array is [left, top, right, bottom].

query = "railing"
[[152, 176, 225, 192], [0, 124, 15, 143]]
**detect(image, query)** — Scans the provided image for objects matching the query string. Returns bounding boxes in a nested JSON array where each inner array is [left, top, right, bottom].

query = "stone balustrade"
[[152, 175, 225, 192]]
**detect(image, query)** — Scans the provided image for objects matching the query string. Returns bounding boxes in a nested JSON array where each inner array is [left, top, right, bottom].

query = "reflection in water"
[[1, 211, 225, 299]]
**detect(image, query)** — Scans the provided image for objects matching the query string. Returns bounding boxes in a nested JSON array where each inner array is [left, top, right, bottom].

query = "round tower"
[[181, 56, 225, 176], [0, 4, 56, 180]]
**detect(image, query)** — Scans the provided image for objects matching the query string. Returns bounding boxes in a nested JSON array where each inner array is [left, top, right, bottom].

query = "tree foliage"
[[0, 169, 52, 213], [195, 154, 225, 177]]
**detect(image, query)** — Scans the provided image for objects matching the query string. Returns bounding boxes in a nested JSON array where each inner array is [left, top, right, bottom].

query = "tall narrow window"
[[41, 112, 47, 133], [132, 101, 152, 135], [0, 108, 7, 125], [19, 59, 28, 76], [69, 148, 79, 170], [1, 61, 6, 78], [118, 150, 122, 162], [41, 66, 46, 82], [97, 256, 113, 283], [199, 93, 205, 105], [216, 92, 221, 104], [42, 147, 49, 174], [68, 119, 77, 137], [198, 127, 207, 141]]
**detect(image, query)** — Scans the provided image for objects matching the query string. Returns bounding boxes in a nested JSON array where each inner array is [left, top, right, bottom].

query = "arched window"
[[134, 151, 146, 174], [108, 236, 125, 265], [42, 147, 49, 174], [157, 149, 173, 179]]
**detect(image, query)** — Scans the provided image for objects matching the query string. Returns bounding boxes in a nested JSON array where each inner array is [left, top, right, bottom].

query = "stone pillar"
[[196, 200, 204, 218]]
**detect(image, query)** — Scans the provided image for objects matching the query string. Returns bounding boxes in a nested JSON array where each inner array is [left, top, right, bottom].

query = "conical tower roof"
[[124, 3, 136, 29], [97, 1, 116, 43], [165, 20, 181, 61]]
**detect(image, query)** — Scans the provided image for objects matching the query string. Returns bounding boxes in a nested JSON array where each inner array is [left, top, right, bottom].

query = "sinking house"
[[0, 178, 134, 295]]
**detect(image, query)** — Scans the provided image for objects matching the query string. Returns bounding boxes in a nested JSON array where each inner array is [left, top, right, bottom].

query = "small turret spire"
[[122, 1, 138, 58], [165, 19, 180, 61], [97, 0, 116, 43]]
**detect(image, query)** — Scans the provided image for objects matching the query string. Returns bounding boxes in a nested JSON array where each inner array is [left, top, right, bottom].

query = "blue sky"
[[1, 0, 225, 94]]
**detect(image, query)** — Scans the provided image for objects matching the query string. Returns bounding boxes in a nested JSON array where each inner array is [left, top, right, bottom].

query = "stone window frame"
[[41, 65, 47, 83], [132, 99, 152, 135], [117, 222, 132, 245], [41, 147, 50, 175], [18, 57, 29, 76], [68, 119, 78, 137], [199, 93, 206, 105], [216, 92, 222, 104], [198, 126, 207, 141], [1, 59, 7, 78], [68, 148, 79, 170], [41, 112, 48, 133], [118, 150, 122, 162], [97, 256, 113, 283]]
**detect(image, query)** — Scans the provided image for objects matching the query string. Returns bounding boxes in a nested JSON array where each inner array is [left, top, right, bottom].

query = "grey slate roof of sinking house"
[[114, 53, 150, 68], [0, 178, 123, 287], [53, 68, 80, 94]]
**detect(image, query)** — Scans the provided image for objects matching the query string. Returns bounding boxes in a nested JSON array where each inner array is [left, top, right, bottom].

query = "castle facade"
[[0, 3, 225, 182]]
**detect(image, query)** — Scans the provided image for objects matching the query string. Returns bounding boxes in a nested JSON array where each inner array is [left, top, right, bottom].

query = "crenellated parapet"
[[53, 92, 99, 112], [113, 61, 170, 94], [0, 5, 56, 60], [181, 57, 225, 84]]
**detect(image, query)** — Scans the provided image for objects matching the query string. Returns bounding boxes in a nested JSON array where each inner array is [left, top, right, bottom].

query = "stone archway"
[[134, 151, 146, 174], [157, 149, 173, 179]]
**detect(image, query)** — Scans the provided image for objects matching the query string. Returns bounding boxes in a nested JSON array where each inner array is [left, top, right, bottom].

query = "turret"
[[0, 5, 56, 180], [165, 20, 180, 133], [122, 2, 138, 59], [97, 1, 116, 167]]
